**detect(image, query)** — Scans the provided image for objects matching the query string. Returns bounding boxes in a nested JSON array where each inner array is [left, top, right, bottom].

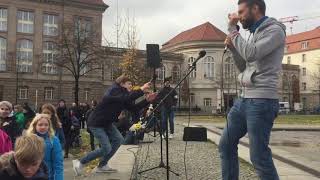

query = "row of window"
[[189, 94, 212, 107], [285, 41, 309, 53], [0, 37, 58, 73], [0, 37, 90, 74], [0, 8, 59, 36], [155, 56, 235, 81], [283, 81, 307, 91], [286, 54, 307, 64], [0, 7, 93, 37], [18, 87, 91, 100]]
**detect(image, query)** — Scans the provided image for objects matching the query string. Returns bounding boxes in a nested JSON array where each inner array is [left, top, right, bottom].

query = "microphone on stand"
[[191, 50, 207, 67], [224, 25, 240, 54]]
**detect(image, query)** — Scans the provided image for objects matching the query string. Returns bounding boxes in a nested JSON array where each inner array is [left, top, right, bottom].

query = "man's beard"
[[241, 12, 255, 30]]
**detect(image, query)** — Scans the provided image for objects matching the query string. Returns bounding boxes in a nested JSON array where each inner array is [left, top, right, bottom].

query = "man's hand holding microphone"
[[224, 13, 240, 51]]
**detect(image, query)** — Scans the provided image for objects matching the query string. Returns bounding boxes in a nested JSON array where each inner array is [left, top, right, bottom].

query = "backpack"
[[0, 129, 13, 155]]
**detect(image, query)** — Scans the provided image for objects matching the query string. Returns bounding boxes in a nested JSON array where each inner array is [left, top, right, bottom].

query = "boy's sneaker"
[[94, 165, 118, 173], [72, 159, 83, 176], [169, 133, 174, 139]]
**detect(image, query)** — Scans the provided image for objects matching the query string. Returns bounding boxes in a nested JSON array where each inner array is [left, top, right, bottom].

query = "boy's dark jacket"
[[87, 83, 149, 128], [0, 152, 48, 180]]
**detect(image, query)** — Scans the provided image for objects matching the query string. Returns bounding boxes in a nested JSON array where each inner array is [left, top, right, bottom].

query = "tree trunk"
[[74, 76, 79, 106]]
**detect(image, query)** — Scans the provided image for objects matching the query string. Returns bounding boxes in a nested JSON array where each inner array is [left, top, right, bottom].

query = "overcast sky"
[[101, 0, 320, 49]]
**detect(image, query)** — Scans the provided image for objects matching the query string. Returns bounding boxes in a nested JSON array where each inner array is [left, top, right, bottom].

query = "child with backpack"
[[27, 114, 64, 180]]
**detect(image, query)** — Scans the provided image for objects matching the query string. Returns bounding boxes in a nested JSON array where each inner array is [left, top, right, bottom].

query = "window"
[[284, 46, 289, 53], [302, 54, 306, 62], [287, 56, 291, 64], [224, 57, 234, 79], [42, 42, 57, 74], [18, 87, 28, 99], [110, 62, 115, 80], [302, 97, 307, 109], [203, 56, 214, 79], [0, 85, 3, 101], [171, 65, 180, 83], [0, 37, 6, 71], [188, 57, 196, 78], [17, 11, 34, 33], [302, 82, 307, 91], [79, 52, 90, 75], [84, 89, 90, 101], [301, 41, 309, 50], [74, 16, 92, 39], [43, 14, 58, 36], [0, 8, 7, 31], [302, 68, 306, 76], [283, 97, 288, 102], [282, 74, 288, 90], [156, 65, 165, 81], [16, 39, 33, 73], [204, 98, 212, 107], [190, 93, 195, 105], [44, 87, 53, 100]]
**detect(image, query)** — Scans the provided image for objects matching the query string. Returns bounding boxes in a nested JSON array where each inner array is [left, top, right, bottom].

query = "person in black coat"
[[22, 102, 35, 129], [85, 100, 97, 151], [56, 99, 72, 158], [72, 75, 157, 175], [0, 101, 21, 145], [156, 77, 178, 139]]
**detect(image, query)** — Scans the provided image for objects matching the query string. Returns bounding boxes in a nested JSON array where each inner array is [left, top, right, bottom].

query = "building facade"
[[161, 22, 239, 113], [0, 0, 184, 109], [279, 64, 300, 110], [282, 27, 320, 110], [0, 0, 109, 109], [1, 1, 317, 113]]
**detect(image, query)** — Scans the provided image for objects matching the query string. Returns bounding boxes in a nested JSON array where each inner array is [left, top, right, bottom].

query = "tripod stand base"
[[138, 162, 180, 176]]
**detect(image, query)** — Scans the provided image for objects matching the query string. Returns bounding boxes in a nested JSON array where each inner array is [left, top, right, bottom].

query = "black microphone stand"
[[138, 51, 206, 180]]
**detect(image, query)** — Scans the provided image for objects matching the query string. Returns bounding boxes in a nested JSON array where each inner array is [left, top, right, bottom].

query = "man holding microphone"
[[219, 0, 286, 180]]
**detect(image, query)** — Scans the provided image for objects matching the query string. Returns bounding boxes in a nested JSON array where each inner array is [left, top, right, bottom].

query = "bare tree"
[[56, 20, 109, 105]]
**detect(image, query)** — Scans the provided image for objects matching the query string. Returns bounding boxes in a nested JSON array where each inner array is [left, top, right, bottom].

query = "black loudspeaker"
[[183, 127, 207, 142], [146, 44, 161, 68]]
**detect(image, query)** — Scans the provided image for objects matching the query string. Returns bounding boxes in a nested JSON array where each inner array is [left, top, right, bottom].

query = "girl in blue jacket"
[[27, 113, 64, 180]]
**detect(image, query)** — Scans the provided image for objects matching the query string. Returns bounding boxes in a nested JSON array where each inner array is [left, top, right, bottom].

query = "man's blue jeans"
[[161, 106, 175, 134], [219, 98, 279, 180], [80, 124, 124, 167]]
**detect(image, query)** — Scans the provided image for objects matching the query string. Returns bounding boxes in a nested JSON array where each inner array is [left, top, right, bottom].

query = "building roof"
[[162, 22, 226, 48], [286, 26, 320, 44], [75, 0, 106, 6], [285, 26, 320, 54]]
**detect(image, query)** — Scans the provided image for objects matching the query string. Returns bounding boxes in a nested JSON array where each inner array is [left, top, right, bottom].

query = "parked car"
[[279, 102, 290, 114]]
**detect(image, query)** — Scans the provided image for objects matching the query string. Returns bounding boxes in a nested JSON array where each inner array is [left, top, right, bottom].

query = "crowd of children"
[[0, 99, 94, 179]]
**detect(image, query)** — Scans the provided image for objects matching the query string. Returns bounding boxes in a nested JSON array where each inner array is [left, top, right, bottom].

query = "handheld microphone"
[[192, 50, 206, 66], [224, 25, 240, 54]]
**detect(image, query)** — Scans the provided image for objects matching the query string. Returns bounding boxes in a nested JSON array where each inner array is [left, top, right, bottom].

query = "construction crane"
[[279, 14, 320, 34]]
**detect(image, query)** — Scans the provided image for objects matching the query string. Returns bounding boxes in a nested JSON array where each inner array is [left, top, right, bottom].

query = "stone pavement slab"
[[183, 123, 320, 179]]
